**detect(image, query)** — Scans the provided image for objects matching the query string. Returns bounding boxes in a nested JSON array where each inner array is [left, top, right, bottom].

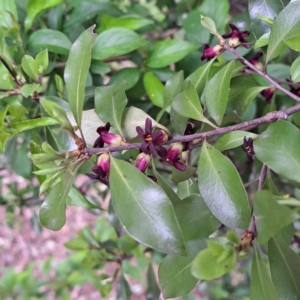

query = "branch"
[[258, 164, 268, 191], [0, 57, 22, 87], [224, 45, 300, 103], [85, 104, 300, 155]]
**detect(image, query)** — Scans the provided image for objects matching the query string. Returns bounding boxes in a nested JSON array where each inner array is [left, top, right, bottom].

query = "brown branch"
[[224, 45, 300, 103], [85, 104, 300, 155], [0, 57, 22, 87], [258, 164, 268, 191]]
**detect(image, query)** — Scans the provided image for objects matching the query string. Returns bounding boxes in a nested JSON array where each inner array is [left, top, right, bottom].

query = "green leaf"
[[158, 254, 198, 299], [175, 194, 220, 241], [110, 157, 186, 255], [173, 81, 204, 121], [99, 15, 153, 32], [35, 49, 49, 74], [146, 263, 161, 300], [204, 60, 235, 125], [64, 25, 96, 128], [109, 68, 140, 90], [254, 121, 300, 183], [92, 28, 146, 60], [12, 117, 58, 134], [67, 187, 100, 210], [117, 275, 132, 300], [254, 190, 298, 244], [183, 11, 210, 45], [266, 1, 300, 62], [214, 131, 258, 152], [0, 106, 8, 128], [27, 29, 72, 55], [249, 0, 288, 42], [143, 72, 164, 108], [184, 59, 215, 95], [255, 32, 270, 49], [198, 141, 251, 228], [251, 247, 278, 300], [0, 132, 10, 152], [171, 164, 196, 184], [290, 56, 300, 82], [269, 236, 300, 299], [163, 71, 184, 108], [90, 61, 110, 75], [121, 107, 170, 141], [95, 81, 127, 136], [0, 0, 18, 28], [177, 178, 199, 200], [25, 0, 62, 32], [145, 40, 198, 69], [200, 15, 218, 36], [21, 55, 39, 81], [191, 242, 237, 280], [20, 83, 40, 98], [170, 107, 188, 135]]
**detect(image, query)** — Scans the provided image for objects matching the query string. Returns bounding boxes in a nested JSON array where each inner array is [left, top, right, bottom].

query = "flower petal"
[[145, 118, 152, 134], [174, 161, 186, 171], [136, 126, 145, 139], [149, 142, 158, 156]]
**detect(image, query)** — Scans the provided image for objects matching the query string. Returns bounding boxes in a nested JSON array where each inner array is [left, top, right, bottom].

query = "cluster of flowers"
[[87, 119, 192, 186]]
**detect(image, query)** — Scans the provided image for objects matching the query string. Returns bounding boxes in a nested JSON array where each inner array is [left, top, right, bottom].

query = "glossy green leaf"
[[143, 72, 164, 108], [214, 131, 257, 152], [27, 29, 72, 55], [92, 28, 146, 60], [0, 0, 18, 28], [200, 15, 218, 36], [177, 178, 199, 200], [163, 71, 184, 107], [191, 242, 237, 280], [254, 121, 300, 183], [175, 194, 220, 241], [266, 1, 300, 62], [0, 106, 8, 128], [199, 0, 229, 30], [109, 68, 140, 89], [183, 11, 210, 45], [25, 0, 62, 32], [90, 61, 110, 75], [99, 15, 153, 31], [117, 275, 132, 300], [67, 187, 99, 210], [35, 49, 49, 74], [251, 247, 278, 300], [12, 117, 58, 134], [0, 132, 10, 152], [145, 40, 198, 68], [198, 141, 251, 228], [255, 32, 270, 49], [171, 164, 196, 184], [269, 236, 300, 299], [110, 157, 186, 255], [95, 81, 127, 135], [64, 25, 96, 127], [21, 55, 39, 81], [249, 0, 288, 41], [170, 107, 188, 135], [290, 56, 300, 82], [184, 59, 214, 95], [158, 254, 198, 299], [173, 81, 204, 121], [20, 83, 40, 98], [204, 60, 235, 125], [121, 107, 170, 141], [254, 190, 298, 244]]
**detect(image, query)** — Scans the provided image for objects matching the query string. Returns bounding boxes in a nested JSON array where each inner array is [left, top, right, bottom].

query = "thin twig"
[[0, 57, 22, 87], [258, 164, 268, 191], [224, 45, 300, 103], [85, 104, 300, 155]]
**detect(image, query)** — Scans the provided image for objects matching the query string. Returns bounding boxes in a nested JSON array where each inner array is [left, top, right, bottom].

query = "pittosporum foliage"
[[1, 0, 300, 299]]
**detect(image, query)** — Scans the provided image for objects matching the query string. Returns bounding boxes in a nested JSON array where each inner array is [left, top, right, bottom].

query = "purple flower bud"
[[249, 52, 263, 71], [154, 130, 169, 144], [97, 153, 110, 174], [135, 153, 151, 173], [201, 44, 223, 61], [101, 132, 123, 146], [261, 87, 276, 103], [166, 143, 183, 162]]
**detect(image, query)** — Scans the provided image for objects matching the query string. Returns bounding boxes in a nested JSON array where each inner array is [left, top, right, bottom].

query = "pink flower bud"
[[135, 153, 151, 173], [97, 153, 110, 174], [101, 132, 122, 146], [154, 130, 169, 144], [201, 44, 223, 61], [181, 150, 189, 164], [166, 143, 183, 162]]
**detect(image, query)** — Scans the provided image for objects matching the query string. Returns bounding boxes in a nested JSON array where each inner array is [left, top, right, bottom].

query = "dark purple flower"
[[242, 137, 255, 163], [290, 84, 300, 97], [135, 153, 151, 173], [136, 118, 168, 156], [261, 87, 275, 103], [158, 144, 186, 171], [222, 24, 250, 49], [86, 153, 110, 186], [201, 44, 223, 61], [249, 52, 263, 71], [93, 123, 111, 148]]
